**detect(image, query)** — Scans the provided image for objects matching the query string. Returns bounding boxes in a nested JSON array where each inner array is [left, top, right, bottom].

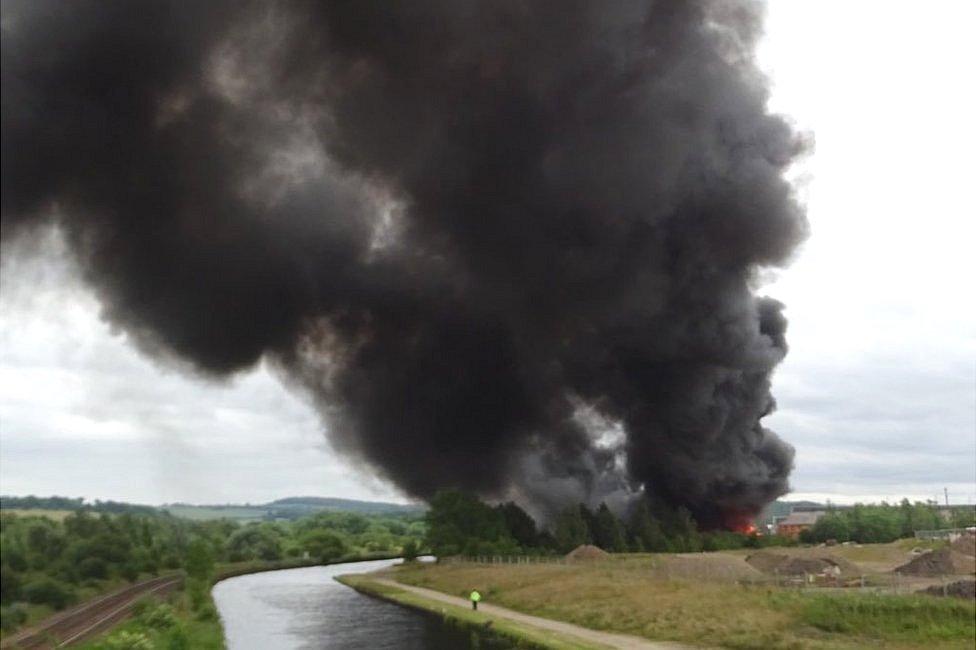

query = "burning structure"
[[1, 1, 808, 527]]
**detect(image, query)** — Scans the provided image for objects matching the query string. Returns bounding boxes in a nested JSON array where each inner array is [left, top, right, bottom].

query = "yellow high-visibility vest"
[[470, 590, 481, 602]]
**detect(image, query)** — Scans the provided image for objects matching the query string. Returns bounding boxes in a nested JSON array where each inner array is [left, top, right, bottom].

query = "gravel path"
[[373, 578, 695, 650]]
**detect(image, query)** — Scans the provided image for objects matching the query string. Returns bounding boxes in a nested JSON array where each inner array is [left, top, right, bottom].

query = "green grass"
[[800, 592, 975, 643], [393, 557, 975, 649], [338, 575, 609, 650], [160, 505, 268, 522]]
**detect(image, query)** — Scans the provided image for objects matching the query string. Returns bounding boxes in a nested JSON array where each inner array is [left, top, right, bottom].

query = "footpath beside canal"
[[337, 575, 693, 650]]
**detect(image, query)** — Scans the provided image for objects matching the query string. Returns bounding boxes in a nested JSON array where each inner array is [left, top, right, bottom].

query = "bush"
[[194, 602, 218, 621], [401, 539, 418, 561], [77, 556, 109, 580], [130, 596, 156, 618], [186, 578, 208, 611], [103, 630, 154, 650], [4, 548, 28, 572], [0, 604, 28, 632], [139, 602, 179, 630], [22, 577, 75, 610], [163, 627, 190, 650], [0, 566, 21, 604], [120, 561, 140, 582]]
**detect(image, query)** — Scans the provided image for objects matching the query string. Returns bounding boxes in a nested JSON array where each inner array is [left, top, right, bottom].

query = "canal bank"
[[337, 574, 674, 650]]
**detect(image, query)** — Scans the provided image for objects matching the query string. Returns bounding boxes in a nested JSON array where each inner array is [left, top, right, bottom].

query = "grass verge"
[[337, 574, 610, 650], [394, 558, 975, 650]]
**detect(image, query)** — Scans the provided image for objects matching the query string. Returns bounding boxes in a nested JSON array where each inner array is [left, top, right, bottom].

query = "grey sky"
[[1, 0, 974, 506]]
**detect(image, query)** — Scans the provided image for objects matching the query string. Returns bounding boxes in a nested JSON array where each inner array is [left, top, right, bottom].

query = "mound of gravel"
[[920, 580, 976, 599], [950, 535, 975, 557], [565, 544, 609, 561], [895, 547, 976, 576], [746, 551, 859, 577]]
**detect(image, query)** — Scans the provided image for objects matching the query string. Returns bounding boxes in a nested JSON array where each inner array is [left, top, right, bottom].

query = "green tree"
[[668, 507, 701, 552], [497, 502, 538, 548], [184, 539, 214, 581], [301, 531, 348, 562], [593, 503, 627, 552], [425, 490, 513, 557], [809, 513, 851, 543], [22, 577, 74, 610], [401, 539, 419, 561], [628, 500, 668, 552], [552, 506, 590, 553]]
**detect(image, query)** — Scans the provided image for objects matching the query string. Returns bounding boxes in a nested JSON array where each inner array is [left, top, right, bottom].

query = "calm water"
[[212, 559, 513, 649]]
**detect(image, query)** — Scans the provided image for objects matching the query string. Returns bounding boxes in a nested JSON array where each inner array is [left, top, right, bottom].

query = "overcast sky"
[[1, 1, 974, 506]]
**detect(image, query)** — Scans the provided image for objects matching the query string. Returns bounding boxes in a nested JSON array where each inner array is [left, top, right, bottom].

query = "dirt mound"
[[950, 535, 975, 557], [657, 554, 762, 581], [565, 544, 609, 561], [920, 580, 976, 599], [895, 547, 976, 576], [746, 551, 858, 577]]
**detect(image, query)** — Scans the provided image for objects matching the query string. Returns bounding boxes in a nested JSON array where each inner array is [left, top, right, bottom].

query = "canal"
[[212, 558, 514, 649]]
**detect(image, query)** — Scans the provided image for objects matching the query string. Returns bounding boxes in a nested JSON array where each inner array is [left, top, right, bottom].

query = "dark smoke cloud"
[[1, 0, 807, 526]]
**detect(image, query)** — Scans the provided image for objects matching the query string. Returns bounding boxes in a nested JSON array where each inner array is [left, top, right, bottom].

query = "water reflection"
[[212, 559, 512, 649]]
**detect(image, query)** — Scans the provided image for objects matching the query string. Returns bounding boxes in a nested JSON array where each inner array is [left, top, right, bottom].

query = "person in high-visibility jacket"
[[469, 589, 481, 610]]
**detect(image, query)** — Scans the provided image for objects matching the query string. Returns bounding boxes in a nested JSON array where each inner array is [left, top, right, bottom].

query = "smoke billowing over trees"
[[1, 1, 808, 526]]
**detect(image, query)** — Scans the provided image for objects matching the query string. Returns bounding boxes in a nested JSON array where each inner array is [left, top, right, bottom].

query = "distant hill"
[[268, 496, 424, 514], [161, 496, 425, 521], [1, 494, 425, 522]]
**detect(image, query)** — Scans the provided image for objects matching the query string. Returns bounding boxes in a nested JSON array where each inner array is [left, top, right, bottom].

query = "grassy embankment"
[[393, 552, 975, 650], [338, 574, 607, 650]]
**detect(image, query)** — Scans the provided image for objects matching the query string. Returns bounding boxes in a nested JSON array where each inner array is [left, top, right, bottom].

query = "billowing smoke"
[[1, 1, 807, 527]]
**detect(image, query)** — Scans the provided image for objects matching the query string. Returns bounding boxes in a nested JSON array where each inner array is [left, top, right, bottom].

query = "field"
[[0, 508, 75, 521], [392, 546, 975, 650], [160, 505, 270, 522]]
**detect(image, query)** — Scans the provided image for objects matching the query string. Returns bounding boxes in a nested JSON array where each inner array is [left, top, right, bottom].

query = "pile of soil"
[[658, 554, 762, 581], [950, 535, 976, 557], [895, 547, 976, 576], [746, 551, 858, 577], [919, 580, 976, 599], [565, 544, 609, 561]]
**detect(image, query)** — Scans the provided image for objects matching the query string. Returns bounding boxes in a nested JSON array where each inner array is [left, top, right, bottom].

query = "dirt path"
[[1, 575, 182, 649], [373, 578, 694, 650]]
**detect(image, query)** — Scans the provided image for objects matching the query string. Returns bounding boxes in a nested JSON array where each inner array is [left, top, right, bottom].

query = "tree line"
[[800, 500, 976, 544], [424, 489, 792, 558], [0, 495, 157, 516], [0, 508, 425, 633]]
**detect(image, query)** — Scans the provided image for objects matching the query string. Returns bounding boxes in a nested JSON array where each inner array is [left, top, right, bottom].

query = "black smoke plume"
[[1, 0, 808, 526]]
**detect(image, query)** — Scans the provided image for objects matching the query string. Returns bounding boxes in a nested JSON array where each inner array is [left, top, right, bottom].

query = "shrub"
[[186, 578, 208, 611], [0, 566, 21, 604], [139, 602, 179, 630], [194, 602, 218, 621], [120, 561, 140, 582], [103, 630, 154, 650], [163, 626, 190, 650], [77, 557, 109, 580], [0, 604, 28, 632], [130, 596, 156, 618], [21, 577, 75, 610]]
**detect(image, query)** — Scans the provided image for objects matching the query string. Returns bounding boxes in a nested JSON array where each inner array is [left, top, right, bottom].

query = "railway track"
[[1, 574, 183, 649]]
